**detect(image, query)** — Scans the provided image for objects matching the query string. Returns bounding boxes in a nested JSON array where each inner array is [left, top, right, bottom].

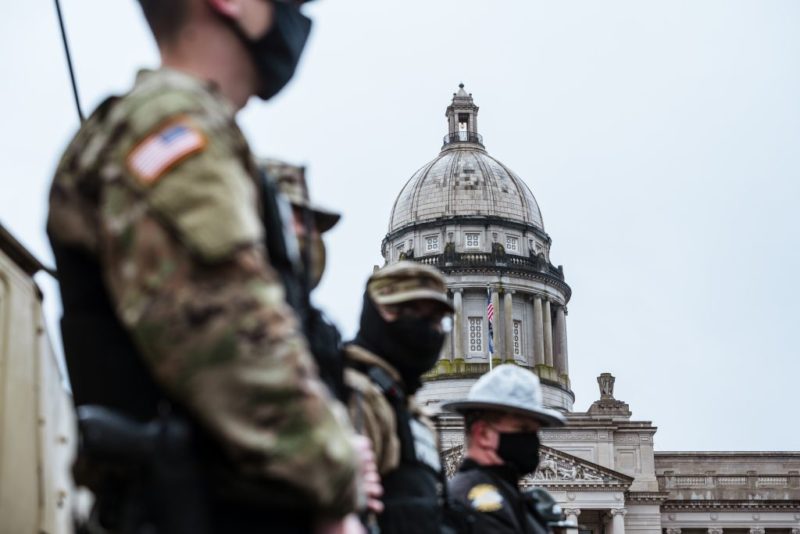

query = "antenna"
[[53, 0, 85, 123]]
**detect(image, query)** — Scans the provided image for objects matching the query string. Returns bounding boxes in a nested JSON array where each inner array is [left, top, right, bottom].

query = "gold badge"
[[467, 483, 504, 512]]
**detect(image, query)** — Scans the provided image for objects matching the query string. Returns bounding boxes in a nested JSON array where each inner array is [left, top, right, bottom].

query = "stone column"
[[708, 528, 724, 534], [543, 299, 554, 367], [553, 304, 568, 373], [533, 296, 545, 365], [504, 290, 514, 361], [562, 308, 569, 373], [608, 509, 626, 534], [563, 508, 580, 534], [452, 289, 464, 360]]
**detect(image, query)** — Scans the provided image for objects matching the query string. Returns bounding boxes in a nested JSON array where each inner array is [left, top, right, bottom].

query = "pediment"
[[443, 444, 633, 489]]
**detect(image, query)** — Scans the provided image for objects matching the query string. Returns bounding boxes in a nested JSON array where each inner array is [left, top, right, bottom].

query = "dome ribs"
[[442, 151, 456, 216], [391, 157, 438, 231], [472, 152, 497, 219], [387, 91, 546, 233], [409, 157, 439, 224], [493, 155, 536, 228]]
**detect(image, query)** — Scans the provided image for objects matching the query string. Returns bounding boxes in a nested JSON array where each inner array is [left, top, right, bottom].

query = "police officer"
[[47, 1, 364, 532], [443, 365, 567, 534], [345, 261, 453, 533]]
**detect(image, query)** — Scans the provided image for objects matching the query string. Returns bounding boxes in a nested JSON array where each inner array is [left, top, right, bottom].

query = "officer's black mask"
[[354, 291, 445, 393], [225, 1, 312, 100], [496, 431, 541, 476]]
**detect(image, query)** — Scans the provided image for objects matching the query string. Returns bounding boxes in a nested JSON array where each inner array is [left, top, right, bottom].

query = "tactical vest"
[[357, 365, 446, 534]]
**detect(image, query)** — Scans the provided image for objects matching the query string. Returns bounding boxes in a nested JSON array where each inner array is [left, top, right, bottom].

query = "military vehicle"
[[0, 223, 77, 534]]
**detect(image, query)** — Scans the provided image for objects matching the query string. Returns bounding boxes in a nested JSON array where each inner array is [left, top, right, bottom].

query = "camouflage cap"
[[260, 158, 341, 233], [367, 261, 454, 312]]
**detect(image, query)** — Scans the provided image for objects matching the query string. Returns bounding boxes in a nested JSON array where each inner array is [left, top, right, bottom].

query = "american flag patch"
[[127, 120, 206, 185]]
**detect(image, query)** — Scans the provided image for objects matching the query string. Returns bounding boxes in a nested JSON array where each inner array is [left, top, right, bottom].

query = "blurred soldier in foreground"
[[345, 261, 453, 533], [47, 0, 366, 532], [443, 365, 567, 534]]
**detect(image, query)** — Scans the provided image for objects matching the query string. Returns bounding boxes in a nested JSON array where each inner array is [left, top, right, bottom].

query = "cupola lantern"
[[444, 83, 483, 148]]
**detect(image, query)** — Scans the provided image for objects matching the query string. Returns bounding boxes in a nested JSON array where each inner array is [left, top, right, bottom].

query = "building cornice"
[[407, 252, 572, 302], [656, 451, 800, 459], [627, 491, 671, 504], [384, 215, 551, 247], [661, 500, 800, 512]]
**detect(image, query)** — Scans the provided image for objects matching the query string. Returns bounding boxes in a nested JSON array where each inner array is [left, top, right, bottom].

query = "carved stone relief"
[[443, 445, 627, 486], [526, 451, 608, 483]]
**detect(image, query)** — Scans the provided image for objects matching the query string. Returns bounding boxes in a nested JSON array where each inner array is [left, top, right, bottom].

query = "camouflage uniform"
[[345, 262, 454, 533], [345, 343, 436, 476], [47, 68, 358, 522]]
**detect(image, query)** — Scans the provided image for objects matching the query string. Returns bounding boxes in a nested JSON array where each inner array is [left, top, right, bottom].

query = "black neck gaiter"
[[353, 292, 444, 394]]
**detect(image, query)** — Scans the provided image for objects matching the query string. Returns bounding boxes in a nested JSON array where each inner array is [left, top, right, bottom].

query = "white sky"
[[2, 1, 798, 452]]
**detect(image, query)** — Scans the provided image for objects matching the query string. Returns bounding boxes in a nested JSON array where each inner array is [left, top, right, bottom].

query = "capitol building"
[[380, 86, 800, 534]]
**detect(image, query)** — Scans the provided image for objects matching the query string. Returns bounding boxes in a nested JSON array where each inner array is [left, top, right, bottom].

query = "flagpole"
[[487, 285, 494, 371]]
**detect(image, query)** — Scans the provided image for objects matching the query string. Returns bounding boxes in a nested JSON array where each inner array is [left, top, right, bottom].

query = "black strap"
[[365, 366, 416, 464], [258, 168, 305, 310]]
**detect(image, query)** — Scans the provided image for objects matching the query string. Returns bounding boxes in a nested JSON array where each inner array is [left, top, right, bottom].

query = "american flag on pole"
[[127, 120, 206, 185], [486, 287, 495, 361]]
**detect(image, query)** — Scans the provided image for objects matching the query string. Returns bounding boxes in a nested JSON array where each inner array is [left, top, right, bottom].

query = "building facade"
[[382, 87, 800, 534]]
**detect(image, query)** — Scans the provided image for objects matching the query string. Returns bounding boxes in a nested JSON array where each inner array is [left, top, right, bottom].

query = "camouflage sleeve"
[[98, 113, 359, 518], [344, 367, 400, 476]]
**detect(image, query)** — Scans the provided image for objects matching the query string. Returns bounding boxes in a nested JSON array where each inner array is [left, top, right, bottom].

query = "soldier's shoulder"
[[120, 69, 231, 140], [56, 70, 228, 180], [343, 364, 383, 400], [343, 347, 395, 424]]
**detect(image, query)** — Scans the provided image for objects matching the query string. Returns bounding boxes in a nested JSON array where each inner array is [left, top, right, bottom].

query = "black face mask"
[[496, 431, 541, 476], [354, 292, 445, 393], [229, 1, 312, 100]]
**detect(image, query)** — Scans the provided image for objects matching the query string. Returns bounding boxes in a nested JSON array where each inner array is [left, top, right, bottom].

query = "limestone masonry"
[[381, 86, 800, 534]]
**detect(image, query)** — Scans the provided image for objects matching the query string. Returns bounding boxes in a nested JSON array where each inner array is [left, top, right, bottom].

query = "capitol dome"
[[388, 147, 545, 233], [389, 84, 544, 234], [381, 85, 575, 416]]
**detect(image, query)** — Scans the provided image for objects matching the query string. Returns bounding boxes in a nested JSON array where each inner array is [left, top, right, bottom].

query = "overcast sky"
[[2, 1, 798, 452]]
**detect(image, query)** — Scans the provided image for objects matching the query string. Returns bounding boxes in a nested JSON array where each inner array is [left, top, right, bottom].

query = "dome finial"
[[458, 82, 464, 89]]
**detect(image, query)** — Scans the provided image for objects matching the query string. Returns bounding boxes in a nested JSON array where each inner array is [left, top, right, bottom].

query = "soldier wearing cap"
[[345, 261, 454, 533], [263, 158, 345, 398], [443, 365, 567, 534]]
